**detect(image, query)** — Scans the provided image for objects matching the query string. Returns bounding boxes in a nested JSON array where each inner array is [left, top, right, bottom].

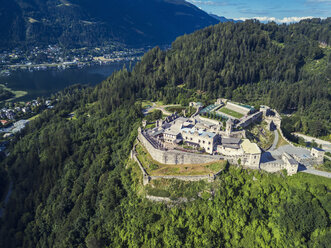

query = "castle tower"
[[226, 119, 233, 136]]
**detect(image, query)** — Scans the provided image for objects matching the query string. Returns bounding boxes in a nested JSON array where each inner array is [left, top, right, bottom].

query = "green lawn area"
[[28, 114, 40, 121], [145, 178, 210, 199], [145, 123, 156, 129], [219, 107, 244, 119], [135, 142, 226, 176], [141, 100, 163, 108]]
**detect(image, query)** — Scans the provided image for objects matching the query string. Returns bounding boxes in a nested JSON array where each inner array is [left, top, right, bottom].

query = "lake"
[[0, 62, 131, 102]]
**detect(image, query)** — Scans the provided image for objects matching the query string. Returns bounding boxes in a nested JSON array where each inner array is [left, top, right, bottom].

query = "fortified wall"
[[138, 128, 223, 165]]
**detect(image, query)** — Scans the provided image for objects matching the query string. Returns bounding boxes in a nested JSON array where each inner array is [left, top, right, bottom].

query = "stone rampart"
[[131, 143, 150, 185], [138, 128, 223, 165], [150, 174, 214, 182], [260, 162, 285, 173]]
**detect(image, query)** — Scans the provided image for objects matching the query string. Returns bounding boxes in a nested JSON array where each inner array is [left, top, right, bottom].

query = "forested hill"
[[0, 0, 218, 49], [0, 19, 331, 247], [98, 17, 331, 137]]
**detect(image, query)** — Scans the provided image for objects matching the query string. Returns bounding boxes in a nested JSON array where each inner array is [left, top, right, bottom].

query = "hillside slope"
[[0, 0, 218, 48], [98, 18, 330, 137]]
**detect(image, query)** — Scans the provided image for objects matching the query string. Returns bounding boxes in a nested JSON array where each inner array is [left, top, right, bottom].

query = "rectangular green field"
[[219, 107, 244, 119]]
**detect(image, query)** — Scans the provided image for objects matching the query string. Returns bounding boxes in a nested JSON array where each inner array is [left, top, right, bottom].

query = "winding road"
[[268, 130, 279, 151]]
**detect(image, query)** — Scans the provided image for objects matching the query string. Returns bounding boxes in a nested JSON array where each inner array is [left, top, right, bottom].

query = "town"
[[0, 98, 56, 153], [134, 99, 328, 185], [0, 44, 147, 76]]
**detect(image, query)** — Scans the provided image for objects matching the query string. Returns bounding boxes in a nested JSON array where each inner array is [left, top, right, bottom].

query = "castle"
[[140, 109, 263, 169], [138, 100, 325, 177]]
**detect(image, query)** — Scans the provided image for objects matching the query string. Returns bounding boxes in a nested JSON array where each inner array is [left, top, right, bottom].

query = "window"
[[198, 140, 201, 143], [190, 138, 192, 141], [208, 142, 211, 145], [203, 141, 205, 144]]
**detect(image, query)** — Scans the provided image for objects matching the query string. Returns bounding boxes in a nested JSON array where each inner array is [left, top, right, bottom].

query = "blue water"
[[0, 62, 131, 102]]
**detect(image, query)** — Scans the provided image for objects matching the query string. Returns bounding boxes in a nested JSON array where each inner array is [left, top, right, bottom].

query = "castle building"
[[240, 139, 261, 169], [311, 147, 325, 164], [181, 127, 218, 154], [282, 153, 299, 176]]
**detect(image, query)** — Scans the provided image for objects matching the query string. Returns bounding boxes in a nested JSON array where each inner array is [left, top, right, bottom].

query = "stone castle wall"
[[150, 175, 214, 182], [138, 128, 222, 165], [260, 162, 286, 173]]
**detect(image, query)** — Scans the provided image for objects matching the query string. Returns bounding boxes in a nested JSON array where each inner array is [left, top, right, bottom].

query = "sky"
[[186, 0, 331, 23]]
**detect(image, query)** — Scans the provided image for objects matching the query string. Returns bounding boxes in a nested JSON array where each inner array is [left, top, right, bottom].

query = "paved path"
[[268, 130, 279, 151], [298, 165, 331, 179], [292, 132, 331, 152]]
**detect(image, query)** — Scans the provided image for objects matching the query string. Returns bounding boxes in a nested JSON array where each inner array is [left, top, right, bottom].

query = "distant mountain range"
[[0, 0, 219, 49], [209, 14, 243, 23]]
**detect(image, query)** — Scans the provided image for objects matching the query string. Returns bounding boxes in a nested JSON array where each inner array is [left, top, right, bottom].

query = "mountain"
[[0, 0, 218, 49], [209, 14, 243, 23]]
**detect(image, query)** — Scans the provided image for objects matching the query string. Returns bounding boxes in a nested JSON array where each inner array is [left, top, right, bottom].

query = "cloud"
[[306, 0, 331, 5], [187, 0, 223, 5], [186, 0, 239, 6], [306, 0, 331, 2], [238, 16, 317, 23]]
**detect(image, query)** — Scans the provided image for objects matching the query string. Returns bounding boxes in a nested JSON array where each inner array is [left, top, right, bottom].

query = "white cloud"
[[306, 0, 331, 3], [238, 16, 317, 23], [186, 0, 228, 6]]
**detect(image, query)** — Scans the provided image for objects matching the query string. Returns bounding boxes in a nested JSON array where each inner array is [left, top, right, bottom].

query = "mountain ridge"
[[0, 0, 218, 49]]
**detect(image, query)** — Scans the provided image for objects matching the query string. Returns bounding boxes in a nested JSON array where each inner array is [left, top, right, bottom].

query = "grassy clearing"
[[145, 123, 156, 129], [141, 100, 163, 108], [219, 107, 244, 119], [28, 114, 40, 121], [0, 84, 27, 102], [136, 142, 226, 176], [303, 48, 330, 74], [276, 129, 289, 148], [145, 178, 213, 199]]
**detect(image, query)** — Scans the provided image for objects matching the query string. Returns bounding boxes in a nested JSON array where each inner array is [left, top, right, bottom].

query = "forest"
[[0, 19, 330, 247]]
